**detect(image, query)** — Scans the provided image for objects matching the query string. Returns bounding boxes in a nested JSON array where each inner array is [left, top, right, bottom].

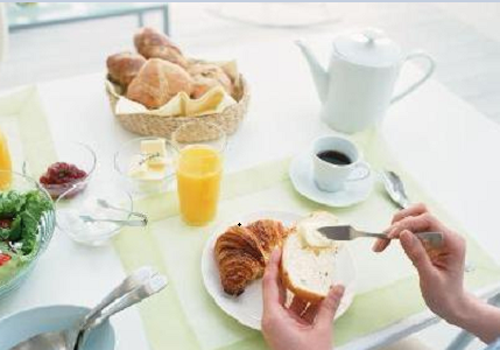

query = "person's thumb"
[[400, 230, 435, 278], [316, 285, 345, 327]]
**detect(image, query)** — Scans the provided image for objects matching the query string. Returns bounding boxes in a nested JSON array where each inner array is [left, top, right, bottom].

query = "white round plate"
[[289, 152, 374, 208], [201, 210, 357, 330]]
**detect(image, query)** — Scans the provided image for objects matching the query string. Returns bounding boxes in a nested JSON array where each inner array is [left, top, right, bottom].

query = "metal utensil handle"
[[75, 275, 167, 350], [88, 218, 147, 227], [108, 205, 148, 221], [363, 232, 389, 239], [88, 275, 167, 329], [398, 197, 411, 210], [127, 211, 148, 221], [365, 231, 443, 246], [416, 231, 444, 246], [80, 266, 157, 330], [98, 199, 148, 221]]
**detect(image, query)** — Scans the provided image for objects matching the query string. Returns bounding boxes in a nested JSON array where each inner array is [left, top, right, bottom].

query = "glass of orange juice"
[[0, 128, 12, 189], [172, 121, 226, 226]]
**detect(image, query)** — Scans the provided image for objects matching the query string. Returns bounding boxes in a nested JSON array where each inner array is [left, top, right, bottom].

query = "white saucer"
[[289, 151, 374, 208]]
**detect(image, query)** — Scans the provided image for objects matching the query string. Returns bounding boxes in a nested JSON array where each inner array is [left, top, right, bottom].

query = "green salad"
[[0, 190, 52, 284]]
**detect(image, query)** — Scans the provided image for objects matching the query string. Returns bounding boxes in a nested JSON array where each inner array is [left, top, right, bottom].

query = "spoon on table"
[[381, 170, 410, 209], [380, 169, 475, 271], [10, 267, 166, 350]]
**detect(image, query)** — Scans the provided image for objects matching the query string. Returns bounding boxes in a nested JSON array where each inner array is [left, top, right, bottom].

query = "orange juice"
[[0, 128, 12, 189], [177, 145, 222, 225]]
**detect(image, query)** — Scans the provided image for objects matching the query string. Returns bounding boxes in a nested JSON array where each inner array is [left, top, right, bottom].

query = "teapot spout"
[[295, 40, 329, 103]]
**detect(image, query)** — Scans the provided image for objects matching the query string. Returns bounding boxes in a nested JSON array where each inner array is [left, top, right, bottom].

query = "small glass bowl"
[[0, 171, 56, 299], [35, 142, 97, 200], [56, 182, 134, 246], [114, 137, 177, 194]]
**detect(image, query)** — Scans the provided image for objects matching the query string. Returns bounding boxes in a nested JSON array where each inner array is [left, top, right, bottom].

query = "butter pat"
[[141, 139, 166, 157], [297, 211, 341, 249], [141, 139, 167, 169], [128, 156, 149, 179], [135, 168, 166, 181], [128, 139, 169, 181]]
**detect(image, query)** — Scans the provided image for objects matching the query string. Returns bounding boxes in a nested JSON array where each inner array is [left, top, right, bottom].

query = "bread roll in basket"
[[105, 27, 250, 142], [105, 71, 249, 142]]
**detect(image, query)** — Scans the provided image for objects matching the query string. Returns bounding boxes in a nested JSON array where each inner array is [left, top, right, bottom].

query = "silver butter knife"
[[318, 225, 444, 247]]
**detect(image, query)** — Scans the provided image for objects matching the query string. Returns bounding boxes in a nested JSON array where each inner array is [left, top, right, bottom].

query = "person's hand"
[[373, 204, 500, 344], [372, 204, 467, 322], [261, 248, 345, 350]]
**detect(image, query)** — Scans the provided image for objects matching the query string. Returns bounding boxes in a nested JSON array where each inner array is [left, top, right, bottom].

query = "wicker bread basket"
[[105, 74, 249, 142]]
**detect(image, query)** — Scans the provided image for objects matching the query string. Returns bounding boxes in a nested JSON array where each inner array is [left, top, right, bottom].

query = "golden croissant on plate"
[[215, 219, 288, 296]]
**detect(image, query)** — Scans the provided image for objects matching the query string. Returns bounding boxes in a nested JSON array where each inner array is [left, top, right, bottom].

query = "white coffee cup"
[[312, 136, 371, 192]]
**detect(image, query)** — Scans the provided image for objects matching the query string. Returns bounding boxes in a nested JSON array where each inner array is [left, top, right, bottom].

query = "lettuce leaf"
[[0, 191, 26, 217], [0, 190, 52, 255]]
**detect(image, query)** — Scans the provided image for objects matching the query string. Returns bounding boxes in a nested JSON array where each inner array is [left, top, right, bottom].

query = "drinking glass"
[[172, 121, 226, 226]]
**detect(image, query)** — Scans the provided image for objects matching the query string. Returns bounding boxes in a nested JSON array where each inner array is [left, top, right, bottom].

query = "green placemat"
[[0, 86, 57, 176], [113, 132, 500, 350]]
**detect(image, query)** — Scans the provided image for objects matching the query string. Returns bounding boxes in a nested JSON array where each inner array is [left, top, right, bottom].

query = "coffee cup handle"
[[347, 162, 371, 182]]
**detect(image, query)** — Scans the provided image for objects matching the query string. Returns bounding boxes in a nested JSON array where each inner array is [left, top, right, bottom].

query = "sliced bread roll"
[[281, 211, 341, 303]]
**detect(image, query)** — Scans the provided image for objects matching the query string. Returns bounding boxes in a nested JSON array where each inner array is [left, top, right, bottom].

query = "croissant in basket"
[[215, 219, 288, 296]]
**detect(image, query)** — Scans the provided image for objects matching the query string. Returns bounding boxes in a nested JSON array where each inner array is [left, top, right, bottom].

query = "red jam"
[[39, 162, 88, 199]]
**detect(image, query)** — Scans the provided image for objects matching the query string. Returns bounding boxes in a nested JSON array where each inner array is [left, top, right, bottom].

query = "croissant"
[[246, 219, 287, 262], [134, 27, 188, 68], [215, 220, 288, 296], [126, 58, 193, 109], [106, 52, 146, 88]]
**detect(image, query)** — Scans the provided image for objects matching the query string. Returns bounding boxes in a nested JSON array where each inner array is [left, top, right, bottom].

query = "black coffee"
[[317, 150, 352, 166]]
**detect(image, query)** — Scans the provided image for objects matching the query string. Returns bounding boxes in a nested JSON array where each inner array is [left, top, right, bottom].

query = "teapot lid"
[[333, 28, 402, 67]]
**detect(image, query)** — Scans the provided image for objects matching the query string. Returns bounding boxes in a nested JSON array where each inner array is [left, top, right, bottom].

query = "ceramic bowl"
[[0, 305, 115, 349]]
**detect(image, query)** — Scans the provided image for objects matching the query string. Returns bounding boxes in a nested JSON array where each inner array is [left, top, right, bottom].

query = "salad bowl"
[[0, 171, 56, 299]]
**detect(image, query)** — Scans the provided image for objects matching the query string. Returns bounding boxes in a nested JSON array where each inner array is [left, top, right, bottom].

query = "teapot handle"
[[391, 51, 435, 104]]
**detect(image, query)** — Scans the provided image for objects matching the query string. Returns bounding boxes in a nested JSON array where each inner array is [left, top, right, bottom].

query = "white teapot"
[[296, 28, 435, 133]]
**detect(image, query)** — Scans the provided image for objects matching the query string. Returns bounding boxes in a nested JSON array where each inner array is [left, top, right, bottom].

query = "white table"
[[1, 39, 500, 350]]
